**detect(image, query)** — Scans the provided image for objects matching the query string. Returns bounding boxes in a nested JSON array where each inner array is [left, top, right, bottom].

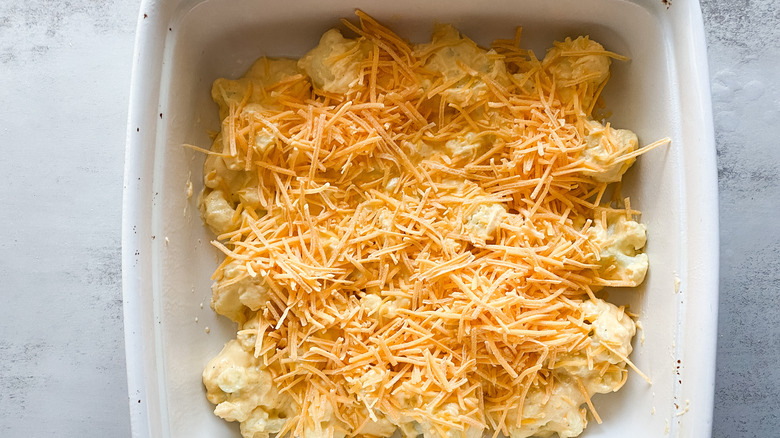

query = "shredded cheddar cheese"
[[198, 11, 665, 438]]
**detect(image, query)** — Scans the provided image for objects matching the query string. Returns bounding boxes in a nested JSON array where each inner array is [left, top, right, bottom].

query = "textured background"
[[701, 0, 780, 435], [0, 0, 777, 436]]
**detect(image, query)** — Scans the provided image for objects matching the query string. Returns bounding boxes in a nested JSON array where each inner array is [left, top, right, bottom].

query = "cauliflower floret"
[[375, 207, 395, 231], [445, 132, 489, 160], [509, 298, 635, 438], [419, 25, 510, 106], [200, 145, 265, 230], [589, 211, 649, 286], [253, 129, 275, 155], [417, 403, 485, 438], [240, 409, 287, 438], [297, 393, 349, 438], [382, 297, 411, 319], [402, 140, 438, 162], [361, 293, 411, 321], [204, 58, 298, 211], [360, 419, 398, 437], [581, 298, 636, 362], [212, 57, 300, 120], [200, 189, 237, 235], [343, 367, 397, 436], [203, 339, 295, 438], [508, 378, 588, 438], [555, 298, 636, 386], [298, 29, 371, 94], [236, 186, 265, 210], [202, 144, 255, 185], [203, 145, 237, 181], [542, 36, 611, 111], [360, 293, 383, 315], [210, 260, 271, 322], [387, 387, 483, 438], [244, 57, 302, 83], [580, 119, 639, 183], [345, 368, 386, 407], [464, 203, 506, 241]]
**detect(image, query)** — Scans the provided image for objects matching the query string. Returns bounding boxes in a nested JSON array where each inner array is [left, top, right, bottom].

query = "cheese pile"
[[198, 11, 662, 438]]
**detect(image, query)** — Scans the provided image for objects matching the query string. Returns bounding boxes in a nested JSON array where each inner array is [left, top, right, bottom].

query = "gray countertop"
[[703, 1, 780, 435], [0, 0, 776, 436]]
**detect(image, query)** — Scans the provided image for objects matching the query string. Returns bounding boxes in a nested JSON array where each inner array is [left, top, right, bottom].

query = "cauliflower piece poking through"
[[419, 24, 510, 107], [298, 29, 371, 94], [199, 155, 265, 232], [360, 293, 411, 321], [464, 203, 506, 241], [580, 298, 636, 363], [509, 299, 635, 438], [200, 189, 237, 235], [210, 260, 271, 323], [203, 338, 295, 438], [444, 132, 490, 160], [343, 368, 397, 436], [542, 36, 612, 111], [580, 119, 639, 183], [589, 211, 649, 286], [508, 377, 589, 438], [417, 402, 485, 438], [211, 57, 301, 120]]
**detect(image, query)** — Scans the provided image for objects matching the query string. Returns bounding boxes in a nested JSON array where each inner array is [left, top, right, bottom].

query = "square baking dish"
[[122, 0, 719, 436]]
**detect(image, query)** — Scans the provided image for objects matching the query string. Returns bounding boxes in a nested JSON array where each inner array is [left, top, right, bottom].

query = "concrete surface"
[[0, 0, 137, 436], [0, 0, 776, 436], [701, 0, 780, 436]]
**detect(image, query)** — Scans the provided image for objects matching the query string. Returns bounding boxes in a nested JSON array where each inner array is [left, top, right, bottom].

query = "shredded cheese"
[[197, 11, 662, 438]]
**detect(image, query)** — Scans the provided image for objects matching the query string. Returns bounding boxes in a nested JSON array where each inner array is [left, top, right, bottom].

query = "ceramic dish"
[[122, 1, 718, 436]]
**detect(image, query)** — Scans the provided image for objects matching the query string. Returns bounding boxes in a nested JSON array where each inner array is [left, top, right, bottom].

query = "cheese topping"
[[197, 11, 665, 438]]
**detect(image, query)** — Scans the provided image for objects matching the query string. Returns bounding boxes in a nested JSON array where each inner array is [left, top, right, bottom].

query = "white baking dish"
[[122, 0, 718, 436]]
